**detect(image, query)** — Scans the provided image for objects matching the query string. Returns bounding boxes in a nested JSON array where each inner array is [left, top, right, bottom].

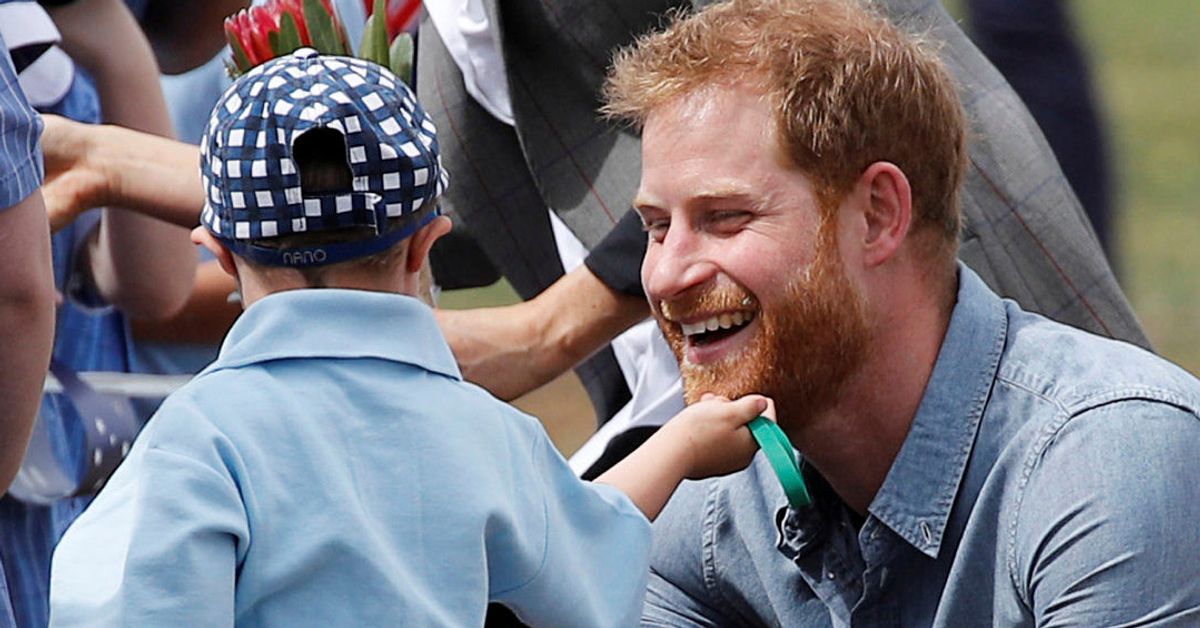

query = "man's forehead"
[[645, 82, 773, 128], [635, 89, 804, 213]]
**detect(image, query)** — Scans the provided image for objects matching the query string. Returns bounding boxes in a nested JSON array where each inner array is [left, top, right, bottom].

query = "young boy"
[[47, 49, 768, 626]]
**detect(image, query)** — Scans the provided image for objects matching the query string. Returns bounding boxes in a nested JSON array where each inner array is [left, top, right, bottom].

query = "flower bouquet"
[[224, 0, 420, 84]]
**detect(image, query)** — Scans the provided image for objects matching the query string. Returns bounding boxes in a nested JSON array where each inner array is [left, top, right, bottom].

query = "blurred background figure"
[[0, 1, 194, 626], [964, 0, 1115, 261], [0, 32, 56, 628], [949, 0, 1199, 384]]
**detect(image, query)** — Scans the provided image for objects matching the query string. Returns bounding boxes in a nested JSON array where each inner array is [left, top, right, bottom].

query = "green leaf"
[[389, 33, 415, 86], [359, 0, 389, 66], [358, 14, 381, 66], [371, 0, 388, 60], [303, 0, 348, 56], [227, 36, 252, 76], [277, 11, 305, 55]]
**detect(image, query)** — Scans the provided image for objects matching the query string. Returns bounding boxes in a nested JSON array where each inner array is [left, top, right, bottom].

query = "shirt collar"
[[867, 264, 1007, 558], [203, 288, 462, 382]]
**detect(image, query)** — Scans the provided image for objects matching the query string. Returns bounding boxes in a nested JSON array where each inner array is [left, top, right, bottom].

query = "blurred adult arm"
[[130, 260, 241, 345], [48, 0, 196, 320], [42, 122, 241, 344], [0, 191, 56, 493], [437, 264, 647, 400], [41, 116, 203, 232], [0, 38, 56, 492]]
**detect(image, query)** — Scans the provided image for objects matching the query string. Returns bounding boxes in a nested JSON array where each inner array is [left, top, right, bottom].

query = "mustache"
[[658, 283, 758, 322]]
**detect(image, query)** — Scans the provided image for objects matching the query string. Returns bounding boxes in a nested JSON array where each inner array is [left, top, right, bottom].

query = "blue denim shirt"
[[646, 265, 1200, 627]]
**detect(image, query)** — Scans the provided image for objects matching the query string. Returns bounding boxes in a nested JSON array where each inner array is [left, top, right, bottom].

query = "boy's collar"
[[199, 289, 461, 382]]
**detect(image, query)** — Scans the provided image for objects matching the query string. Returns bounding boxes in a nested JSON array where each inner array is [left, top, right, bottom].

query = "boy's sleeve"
[[494, 422, 653, 627], [49, 408, 249, 626], [0, 38, 45, 211]]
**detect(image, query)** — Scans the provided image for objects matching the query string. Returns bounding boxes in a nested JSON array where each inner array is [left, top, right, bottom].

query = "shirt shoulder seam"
[[1005, 397, 1200, 605]]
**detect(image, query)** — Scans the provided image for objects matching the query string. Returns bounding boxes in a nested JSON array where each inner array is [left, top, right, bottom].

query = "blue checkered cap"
[[199, 48, 448, 266]]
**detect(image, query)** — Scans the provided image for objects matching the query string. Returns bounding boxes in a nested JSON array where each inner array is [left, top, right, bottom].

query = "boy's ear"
[[191, 227, 239, 279], [405, 215, 452, 274]]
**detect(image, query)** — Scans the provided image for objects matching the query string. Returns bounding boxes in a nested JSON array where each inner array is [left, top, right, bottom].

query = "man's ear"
[[191, 227, 239, 279], [406, 215, 453, 274], [857, 161, 912, 267]]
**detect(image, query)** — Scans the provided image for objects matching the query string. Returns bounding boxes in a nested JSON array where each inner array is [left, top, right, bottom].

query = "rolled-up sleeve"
[[0, 38, 44, 210]]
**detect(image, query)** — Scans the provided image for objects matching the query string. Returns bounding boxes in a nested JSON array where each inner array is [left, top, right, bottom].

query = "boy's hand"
[[594, 394, 775, 521], [665, 394, 773, 480]]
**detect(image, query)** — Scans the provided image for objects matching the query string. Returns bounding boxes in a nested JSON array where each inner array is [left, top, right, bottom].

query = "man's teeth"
[[681, 312, 752, 337]]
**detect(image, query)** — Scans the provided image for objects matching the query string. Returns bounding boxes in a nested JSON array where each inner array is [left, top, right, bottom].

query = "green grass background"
[[944, 0, 1200, 373], [441, 0, 1200, 452]]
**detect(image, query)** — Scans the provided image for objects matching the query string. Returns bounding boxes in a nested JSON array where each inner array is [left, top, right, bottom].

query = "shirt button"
[[920, 520, 934, 546]]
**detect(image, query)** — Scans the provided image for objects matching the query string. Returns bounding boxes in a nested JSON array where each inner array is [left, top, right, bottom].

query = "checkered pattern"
[[200, 48, 447, 265]]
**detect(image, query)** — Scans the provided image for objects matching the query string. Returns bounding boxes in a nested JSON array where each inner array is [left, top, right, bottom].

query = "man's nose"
[[643, 226, 716, 301]]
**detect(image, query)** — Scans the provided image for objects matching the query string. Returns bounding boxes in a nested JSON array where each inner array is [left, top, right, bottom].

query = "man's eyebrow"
[[631, 197, 660, 214], [633, 188, 762, 215], [690, 191, 758, 205]]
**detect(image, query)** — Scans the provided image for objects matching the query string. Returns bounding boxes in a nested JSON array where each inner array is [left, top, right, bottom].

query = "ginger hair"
[[604, 0, 968, 265]]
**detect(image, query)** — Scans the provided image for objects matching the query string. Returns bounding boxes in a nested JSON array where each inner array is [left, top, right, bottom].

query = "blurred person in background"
[[0, 33, 56, 628], [0, 1, 194, 626], [966, 0, 1116, 261]]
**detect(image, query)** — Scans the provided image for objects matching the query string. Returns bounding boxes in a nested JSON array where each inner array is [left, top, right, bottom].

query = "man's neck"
[[790, 281, 955, 516]]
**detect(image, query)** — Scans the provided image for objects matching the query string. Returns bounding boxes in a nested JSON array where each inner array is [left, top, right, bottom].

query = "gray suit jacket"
[[418, 0, 1150, 423]]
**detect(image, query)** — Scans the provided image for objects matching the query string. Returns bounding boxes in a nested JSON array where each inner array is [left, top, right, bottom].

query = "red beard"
[[654, 226, 869, 429]]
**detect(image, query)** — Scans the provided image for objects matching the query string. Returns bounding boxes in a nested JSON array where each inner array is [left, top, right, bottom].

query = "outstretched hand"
[[594, 393, 774, 521], [40, 115, 110, 233], [667, 394, 773, 480]]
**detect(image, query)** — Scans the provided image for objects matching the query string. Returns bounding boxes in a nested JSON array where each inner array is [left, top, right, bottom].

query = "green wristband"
[[748, 416, 812, 509]]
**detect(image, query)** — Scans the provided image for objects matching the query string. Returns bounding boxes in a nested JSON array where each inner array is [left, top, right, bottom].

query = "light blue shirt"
[[646, 265, 1200, 626], [50, 289, 652, 627]]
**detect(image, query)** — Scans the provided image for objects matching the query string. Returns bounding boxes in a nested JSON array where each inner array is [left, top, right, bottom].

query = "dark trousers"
[[967, 0, 1114, 259]]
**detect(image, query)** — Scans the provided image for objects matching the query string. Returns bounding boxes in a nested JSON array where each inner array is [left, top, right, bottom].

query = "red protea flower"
[[362, 0, 422, 39], [225, 0, 351, 76]]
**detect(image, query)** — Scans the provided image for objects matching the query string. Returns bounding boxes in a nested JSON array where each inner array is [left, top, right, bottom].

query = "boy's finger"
[[759, 397, 777, 421], [731, 395, 769, 419]]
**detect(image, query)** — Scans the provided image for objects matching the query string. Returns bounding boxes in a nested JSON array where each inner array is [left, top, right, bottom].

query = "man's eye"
[[642, 220, 669, 242], [708, 211, 752, 231]]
